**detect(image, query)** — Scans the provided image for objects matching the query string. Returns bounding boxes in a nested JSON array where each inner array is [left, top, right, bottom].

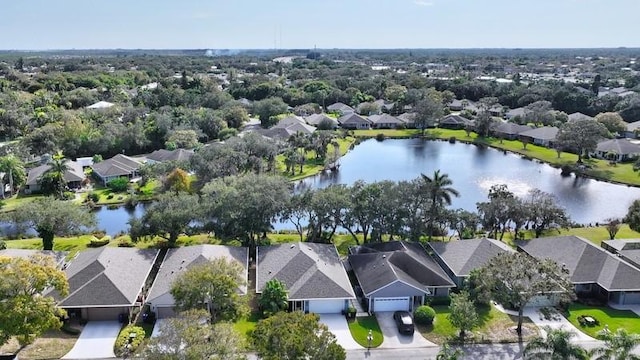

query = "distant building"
[[86, 101, 115, 110]]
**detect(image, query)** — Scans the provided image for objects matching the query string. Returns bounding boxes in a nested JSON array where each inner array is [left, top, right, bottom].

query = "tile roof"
[[349, 241, 455, 296], [427, 238, 514, 277], [147, 245, 248, 304], [517, 236, 640, 291], [257, 242, 355, 300]]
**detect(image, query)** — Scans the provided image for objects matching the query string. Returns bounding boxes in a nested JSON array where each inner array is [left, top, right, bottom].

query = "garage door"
[[526, 295, 558, 307], [86, 307, 126, 321], [156, 306, 176, 319], [373, 297, 410, 312], [623, 292, 640, 304], [308, 300, 345, 314]]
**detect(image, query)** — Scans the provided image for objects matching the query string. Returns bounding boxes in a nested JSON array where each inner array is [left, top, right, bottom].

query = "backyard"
[[566, 303, 640, 338]]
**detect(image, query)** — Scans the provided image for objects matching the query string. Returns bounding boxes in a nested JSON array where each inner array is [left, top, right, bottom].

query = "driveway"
[[62, 321, 121, 359], [319, 314, 363, 350], [523, 307, 597, 342], [151, 319, 166, 338], [376, 312, 437, 348]]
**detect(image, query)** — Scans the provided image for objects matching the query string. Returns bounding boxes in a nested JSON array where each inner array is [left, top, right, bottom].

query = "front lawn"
[[12, 330, 78, 360], [566, 303, 640, 337], [348, 316, 383, 348], [419, 304, 537, 344]]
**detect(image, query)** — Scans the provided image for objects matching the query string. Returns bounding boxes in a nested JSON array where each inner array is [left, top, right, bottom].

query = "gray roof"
[[568, 112, 594, 122], [273, 115, 306, 129], [257, 242, 355, 300], [0, 249, 68, 268], [57, 247, 159, 307], [596, 139, 640, 155], [439, 114, 473, 126], [327, 102, 354, 112], [338, 113, 371, 125], [627, 120, 640, 132], [305, 113, 338, 127], [26, 160, 85, 186], [397, 112, 416, 124], [517, 236, 640, 291], [427, 238, 514, 277], [368, 114, 403, 125], [91, 154, 143, 178], [349, 241, 455, 296], [146, 148, 194, 163], [602, 239, 640, 252], [519, 126, 559, 141], [506, 107, 528, 118], [147, 245, 248, 304], [493, 122, 533, 136]]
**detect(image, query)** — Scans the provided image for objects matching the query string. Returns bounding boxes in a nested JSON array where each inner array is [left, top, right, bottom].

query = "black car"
[[393, 311, 414, 335]]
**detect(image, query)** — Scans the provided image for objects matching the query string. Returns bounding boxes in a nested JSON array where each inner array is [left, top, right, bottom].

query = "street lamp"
[[367, 329, 373, 350]]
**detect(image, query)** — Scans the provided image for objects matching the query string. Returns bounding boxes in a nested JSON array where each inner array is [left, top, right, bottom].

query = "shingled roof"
[[25, 160, 85, 186], [596, 139, 640, 156], [349, 241, 455, 296], [517, 236, 640, 291], [257, 242, 355, 300], [56, 248, 159, 308], [91, 154, 143, 178], [427, 238, 514, 277], [146, 148, 194, 163]]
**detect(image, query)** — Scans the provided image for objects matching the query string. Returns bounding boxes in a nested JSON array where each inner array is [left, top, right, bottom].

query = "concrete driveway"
[[319, 314, 363, 350], [376, 312, 437, 348], [151, 319, 166, 338], [62, 321, 121, 359], [523, 307, 597, 342]]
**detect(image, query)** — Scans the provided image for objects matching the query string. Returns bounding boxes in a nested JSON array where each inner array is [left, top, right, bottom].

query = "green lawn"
[[566, 303, 640, 338], [276, 137, 355, 181], [234, 312, 261, 341], [0, 193, 42, 212], [4, 235, 97, 254], [353, 129, 421, 138], [348, 316, 383, 348]]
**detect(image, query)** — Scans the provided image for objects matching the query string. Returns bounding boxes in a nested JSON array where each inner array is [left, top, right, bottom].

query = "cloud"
[[413, 0, 434, 6]]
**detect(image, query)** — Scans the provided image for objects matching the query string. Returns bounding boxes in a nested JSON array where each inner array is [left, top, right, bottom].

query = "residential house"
[[427, 238, 515, 287], [24, 160, 85, 194], [624, 120, 640, 139], [368, 114, 404, 129], [567, 112, 594, 122], [305, 113, 338, 128], [519, 126, 559, 147], [91, 154, 143, 186], [505, 107, 529, 120], [256, 242, 355, 314], [338, 113, 372, 130], [601, 239, 640, 270], [0, 249, 68, 269], [488, 104, 504, 117], [145, 148, 194, 164], [593, 138, 640, 162], [448, 99, 477, 112], [86, 101, 115, 110], [327, 102, 355, 116], [518, 236, 640, 305], [357, 102, 382, 116], [349, 241, 455, 313], [52, 247, 159, 321], [146, 245, 248, 319], [438, 114, 473, 130], [397, 112, 416, 128], [491, 122, 533, 140]]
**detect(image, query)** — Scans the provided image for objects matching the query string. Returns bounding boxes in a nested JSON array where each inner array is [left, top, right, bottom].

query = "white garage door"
[[373, 297, 410, 312], [308, 300, 345, 314]]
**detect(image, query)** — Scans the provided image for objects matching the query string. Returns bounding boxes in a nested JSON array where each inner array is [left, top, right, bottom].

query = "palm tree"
[[421, 170, 459, 240], [591, 328, 640, 360], [43, 151, 70, 199], [523, 327, 588, 360], [0, 154, 26, 197], [436, 344, 463, 360]]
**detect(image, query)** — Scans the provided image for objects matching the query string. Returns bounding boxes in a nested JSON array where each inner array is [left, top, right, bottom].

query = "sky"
[[1, 0, 638, 50]]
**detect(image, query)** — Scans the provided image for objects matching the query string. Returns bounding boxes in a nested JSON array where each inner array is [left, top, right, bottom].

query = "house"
[[86, 101, 115, 110], [0, 249, 68, 269], [517, 236, 640, 305], [488, 104, 504, 117], [145, 148, 194, 164], [448, 99, 477, 112], [438, 114, 473, 130], [567, 112, 594, 122], [52, 247, 159, 321], [368, 114, 404, 129], [146, 245, 248, 319], [349, 241, 455, 313], [269, 115, 317, 136], [373, 99, 395, 113], [24, 160, 85, 194], [427, 238, 515, 287], [91, 154, 143, 186], [273, 115, 306, 129], [519, 126, 559, 147], [338, 113, 372, 130], [491, 122, 533, 140], [624, 120, 640, 139], [327, 102, 355, 116], [256, 242, 355, 314], [397, 112, 416, 128], [305, 113, 338, 128], [357, 102, 382, 115], [593, 138, 640, 162], [602, 239, 640, 270], [505, 107, 529, 120]]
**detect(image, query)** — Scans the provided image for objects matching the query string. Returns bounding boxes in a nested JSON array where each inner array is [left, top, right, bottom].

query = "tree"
[[475, 253, 574, 335], [252, 97, 288, 128], [414, 96, 444, 136], [258, 279, 288, 317], [605, 218, 622, 240], [166, 129, 199, 149], [447, 291, 478, 342], [421, 170, 460, 240], [141, 309, 247, 360], [223, 105, 249, 129], [626, 199, 640, 232], [596, 112, 627, 136], [436, 344, 464, 360], [474, 111, 495, 138], [170, 258, 248, 322], [138, 192, 201, 246], [252, 311, 345, 360], [476, 184, 518, 240], [592, 74, 602, 95], [201, 174, 290, 247], [0, 255, 69, 347], [556, 120, 609, 162], [163, 168, 192, 194], [524, 327, 588, 360], [5, 197, 96, 250], [526, 189, 570, 238], [591, 328, 640, 360], [0, 154, 26, 197], [39, 150, 70, 199], [448, 209, 480, 239]]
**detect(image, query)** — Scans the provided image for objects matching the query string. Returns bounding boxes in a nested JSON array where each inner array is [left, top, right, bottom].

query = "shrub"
[[62, 191, 75, 200], [219, 128, 238, 140], [449, 136, 457, 143], [61, 323, 82, 335], [428, 296, 452, 306], [92, 230, 106, 239], [114, 325, 145, 357], [106, 194, 114, 200], [414, 305, 436, 325], [375, 133, 386, 141], [87, 191, 100, 203], [0, 240, 5, 250], [107, 178, 130, 192], [117, 238, 134, 247], [88, 236, 111, 247]]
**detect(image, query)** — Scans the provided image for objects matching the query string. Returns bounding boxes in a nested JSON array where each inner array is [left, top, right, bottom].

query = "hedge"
[[114, 325, 146, 357], [414, 305, 436, 325]]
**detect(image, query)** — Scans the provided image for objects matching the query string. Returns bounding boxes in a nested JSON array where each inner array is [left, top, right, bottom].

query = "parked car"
[[393, 311, 414, 335]]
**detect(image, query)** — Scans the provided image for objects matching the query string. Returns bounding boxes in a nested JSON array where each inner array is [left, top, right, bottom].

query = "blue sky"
[[1, 0, 638, 49]]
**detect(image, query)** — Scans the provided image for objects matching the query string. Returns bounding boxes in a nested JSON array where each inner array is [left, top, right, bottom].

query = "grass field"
[[348, 316, 383, 348], [566, 303, 640, 338]]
